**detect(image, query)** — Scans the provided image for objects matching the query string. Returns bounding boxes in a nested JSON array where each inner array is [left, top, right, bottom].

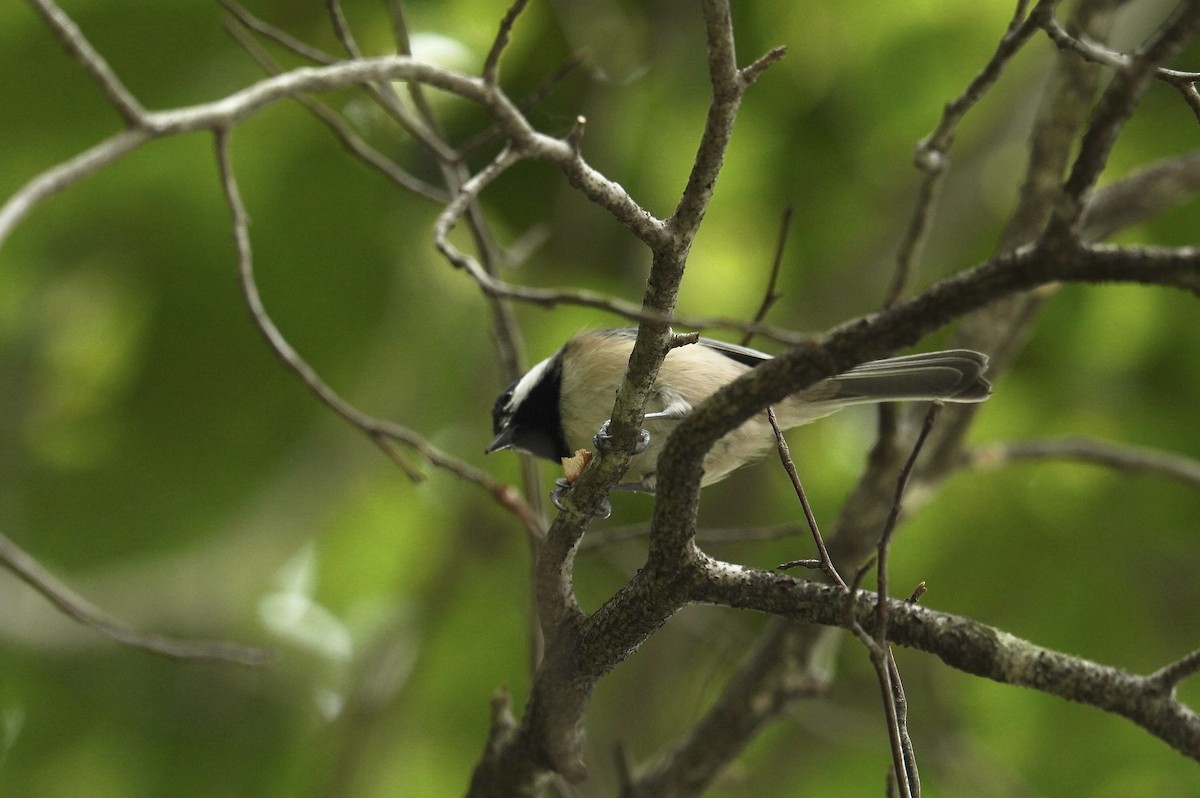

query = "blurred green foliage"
[[2, 1, 1199, 796]]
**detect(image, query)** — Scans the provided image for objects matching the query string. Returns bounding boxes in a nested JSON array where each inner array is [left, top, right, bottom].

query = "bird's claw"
[[551, 478, 612, 519], [593, 420, 651, 455]]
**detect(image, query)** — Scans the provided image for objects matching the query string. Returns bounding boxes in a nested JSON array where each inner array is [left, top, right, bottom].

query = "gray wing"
[[595, 328, 772, 368], [803, 349, 991, 404], [698, 338, 990, 403], [695, 337, 772, 367], [598, 329, 989, 402]]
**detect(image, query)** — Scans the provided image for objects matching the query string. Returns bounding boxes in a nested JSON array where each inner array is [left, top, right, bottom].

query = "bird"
[[487, 328, 991, 494]]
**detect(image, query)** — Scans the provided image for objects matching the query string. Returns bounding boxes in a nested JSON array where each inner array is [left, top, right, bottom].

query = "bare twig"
[[219, 0, 338, 65], [0, 127, 152, 246], [483, 0, 532, 86], [875, 403, 941, 643], [224, 0, 450, 159], [919, 0, 1039, 159], [213, 129, 544, 538], [1082, 151, 1200, 241], [669, 2, 785, 239], [739, 46, 788, 87], [459, 52, 588, 158], [874, 404, 941, 797], [741, 205, 793, 346], [688, 570, 1200, 763], [621, 618, 832, 798], [887, 0, 1042, 308], [16, 2, 1200, 793], [1175, 82, 1200, 124], [843, 403, 941, 798], [962, 436, 1200, 490], [887, 651, 919, 794], [433, 146, 526, 275], [768, 407, 846, 588], [1147, 649, 1200, 695], [1047, 2, 1200, 236], [222, 18, 448, 201], [27, 0, 146, 125], [1040, 10, 1200, 107], [0, 530, 270, 666], [326, 0, 365, 59], [213, 128, 418, 484]]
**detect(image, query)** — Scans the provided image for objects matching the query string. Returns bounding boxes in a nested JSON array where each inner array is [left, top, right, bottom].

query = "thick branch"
[[686, 563, 1200, 762], [481, 2, 788, 788], [647, 239, 1200, 560]]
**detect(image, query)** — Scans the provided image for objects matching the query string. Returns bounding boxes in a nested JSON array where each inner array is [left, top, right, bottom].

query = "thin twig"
[[433, 146, 526, 277], [739, 46, 788, 88], [888, 0, 1042, 308], [888, 650, 919, 795], [1147, 649, 1200, 694], [740, 205, 792, 346], [27, 0, 147, 125], [768, 407, 847, 588], [842, 403, 942, 798], [871, 403, 941, 797], [222, 18, 448, 201], [383, 0, 445, 139], [213, 127, 421, 484], [219, 0, 338, 65], [875, 402, 942, 643], [326, 0, 365, 59], [0, 530, 271, 665], [222, 0, 450, 160], [961, 436, 1200, 490], [483, 0, 532, 86], [378, 0, 553, 673], [1047, 2, 1200, 236], [212, 128, 544, 537], [1082, 151, 1200, 241], [1040, 12, 1200, 88], [459, 53, 588, 159], [1174, 82, 1200, 124]]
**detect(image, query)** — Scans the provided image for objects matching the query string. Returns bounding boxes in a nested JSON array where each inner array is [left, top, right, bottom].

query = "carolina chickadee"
[[487, 328, 991, 493]]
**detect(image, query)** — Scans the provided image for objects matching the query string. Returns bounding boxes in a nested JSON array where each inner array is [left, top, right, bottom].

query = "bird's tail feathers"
[[790, 349, 992, 413]]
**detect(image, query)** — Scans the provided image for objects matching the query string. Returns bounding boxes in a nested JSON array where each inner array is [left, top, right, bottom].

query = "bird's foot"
[[593, 420, 651, 455], [551, 478, 612, 519]]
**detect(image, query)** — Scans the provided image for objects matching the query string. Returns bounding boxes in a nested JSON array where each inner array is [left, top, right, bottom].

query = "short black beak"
[[485, 425, 514, 455]]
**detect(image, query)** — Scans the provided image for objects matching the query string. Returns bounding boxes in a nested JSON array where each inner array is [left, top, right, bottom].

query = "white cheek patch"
[[508, 356, 555, 410]]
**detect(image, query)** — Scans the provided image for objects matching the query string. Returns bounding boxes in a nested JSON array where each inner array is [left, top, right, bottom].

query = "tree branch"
[[0, 530, 270, 666], [962, 436, 1200, 489], [26, 0, 146, 124], [213, 128, 544, 538], [686, 566, 1200, 762], [888, 0, 1043, 307], [1047, 2, 1200, 236]]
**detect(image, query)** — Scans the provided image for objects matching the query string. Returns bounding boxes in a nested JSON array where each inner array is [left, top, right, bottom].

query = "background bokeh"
[[2, 1, 1199, 795]]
